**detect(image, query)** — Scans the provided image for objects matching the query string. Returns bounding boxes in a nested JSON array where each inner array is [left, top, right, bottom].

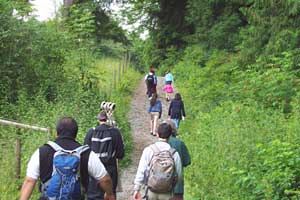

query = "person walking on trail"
[[168, 93, 186, 129], [165, 119, 191, 200], [164, 70, 174, 85], [148, 93, 162, 136], [20, 117, 115, 200], [145, 67, 158, 98], [163, 83, 174, 101], [84, 110, 124, 200], [133, 123, 182, 200]]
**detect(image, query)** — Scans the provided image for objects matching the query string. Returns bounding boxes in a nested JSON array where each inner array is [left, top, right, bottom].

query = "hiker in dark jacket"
[[168, 93, 186, 129], [84, 111, 125, 200], [165, 119, 191, 200], [148, 93, 162, 136], [145, 67, 158, 98]]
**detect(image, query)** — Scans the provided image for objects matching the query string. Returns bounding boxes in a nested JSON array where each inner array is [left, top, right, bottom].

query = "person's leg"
[[177, 119, 181, 128], [147, 86, 152, 98], [87, 177, 105, 200], [150, 113, 154, 134], [153, 113, 159, 135], [172, 119, 179, 129], [106, 166, 118, 197]]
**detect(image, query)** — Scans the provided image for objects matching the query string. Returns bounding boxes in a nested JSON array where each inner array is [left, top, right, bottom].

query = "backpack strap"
[[168, 148, 176, 156], [47, 141, 89, 155], [150, 144, 160, 156], [74, 145, 90, 155], [47, 141, 64, 152]]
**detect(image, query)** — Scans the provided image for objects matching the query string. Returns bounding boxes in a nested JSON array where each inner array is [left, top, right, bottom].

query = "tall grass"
[[172, 47, 300, 199], [0, 57, 140, 199]]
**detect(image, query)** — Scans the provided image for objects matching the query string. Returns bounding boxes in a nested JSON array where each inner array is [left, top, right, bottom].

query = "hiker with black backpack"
[[145, 67, 158, 98], [84, 110, 124, 200], [133, 123, 182, 200], [20, 117, 115, 200]]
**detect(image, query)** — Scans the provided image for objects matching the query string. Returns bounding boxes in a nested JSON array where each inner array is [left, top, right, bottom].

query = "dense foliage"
[[0, 0, 139, 199], [3, 0, 300, 199], [126, 0, 300, 199]]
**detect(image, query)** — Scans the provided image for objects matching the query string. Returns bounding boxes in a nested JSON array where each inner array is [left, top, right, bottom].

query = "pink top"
[[163, 84, 174, 93]]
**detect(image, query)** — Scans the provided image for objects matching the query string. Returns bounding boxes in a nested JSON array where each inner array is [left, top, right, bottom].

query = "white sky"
[[30, 0, 63, 21], [30, 0, 148, 39]]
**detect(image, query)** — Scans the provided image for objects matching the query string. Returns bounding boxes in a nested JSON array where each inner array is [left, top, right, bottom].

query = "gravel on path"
[[117, 77, 174, 199]]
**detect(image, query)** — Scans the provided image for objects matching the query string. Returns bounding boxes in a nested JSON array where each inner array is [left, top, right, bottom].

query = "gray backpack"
[[145, 144, 177, 193]]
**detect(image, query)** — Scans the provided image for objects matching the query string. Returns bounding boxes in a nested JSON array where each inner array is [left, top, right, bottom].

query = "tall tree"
[[126, 0, 194, 67]]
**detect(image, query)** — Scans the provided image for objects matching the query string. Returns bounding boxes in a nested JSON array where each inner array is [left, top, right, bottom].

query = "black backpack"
[[91, 127, 115, 164], [146, 74, 155, 87]]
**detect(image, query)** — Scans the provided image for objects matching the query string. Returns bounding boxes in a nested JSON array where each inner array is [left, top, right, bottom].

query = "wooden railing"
[[0, 119, 50, 179]]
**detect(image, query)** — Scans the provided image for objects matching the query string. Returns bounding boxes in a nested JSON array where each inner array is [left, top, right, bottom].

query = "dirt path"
[[117, 77, 174, 199]]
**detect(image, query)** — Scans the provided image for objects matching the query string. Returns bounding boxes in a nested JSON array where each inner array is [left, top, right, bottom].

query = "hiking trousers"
[[148, 190, 172, 200], [172, 119, 180, 129], [150, 112, 159, 134]]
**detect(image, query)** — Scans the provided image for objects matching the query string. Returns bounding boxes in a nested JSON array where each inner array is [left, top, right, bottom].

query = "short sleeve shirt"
[[26, 149, 107, 181]]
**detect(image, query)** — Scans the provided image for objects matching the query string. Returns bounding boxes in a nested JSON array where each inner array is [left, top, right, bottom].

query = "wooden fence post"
[[122, 53, 126, 74], [0, 119, 50, 180], [113, 68, 117, 90], [118, 63, 121, 82], [15, 130, 21, 180]]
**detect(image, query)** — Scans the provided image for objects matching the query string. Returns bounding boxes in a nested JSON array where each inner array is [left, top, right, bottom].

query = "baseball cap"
[[97, 110, 108, 121]]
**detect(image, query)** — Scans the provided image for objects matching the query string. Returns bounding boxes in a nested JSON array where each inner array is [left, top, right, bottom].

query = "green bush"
[[232, 140, 300, 200], [172, 46, 300, 199]]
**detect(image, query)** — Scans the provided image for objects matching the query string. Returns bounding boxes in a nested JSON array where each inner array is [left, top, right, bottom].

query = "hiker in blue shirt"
[[148, 93, 162, 136], [164, 70, 174, 85]]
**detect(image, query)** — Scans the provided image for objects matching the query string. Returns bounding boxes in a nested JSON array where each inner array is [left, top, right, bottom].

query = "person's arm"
[[168, 101, 172, 116], [154, 75, 158, 85], [98, 175, 115, 200], [181, 101, 186, 117], [88, 151, 115, 199], [114, 129, 125, 159], [133, 148, 151, 193], [158, 101, 162, 118], [148, 105, 151, 113], [181, 141, 191, 167], [133, 190, 142, 200], [174, 152, 183, 183], [20, 177, 37, 200], [84, 128, 94, 146], [20, 149, 40, 200]]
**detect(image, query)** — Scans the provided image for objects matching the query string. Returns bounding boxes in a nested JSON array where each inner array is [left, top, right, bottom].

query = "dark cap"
[[97, 110, 108, 121]]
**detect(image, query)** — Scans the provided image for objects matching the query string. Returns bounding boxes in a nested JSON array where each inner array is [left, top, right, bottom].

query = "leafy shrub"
[[232, 140, 300, 200]]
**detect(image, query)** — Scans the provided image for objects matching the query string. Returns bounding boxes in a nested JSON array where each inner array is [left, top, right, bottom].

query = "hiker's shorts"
[[150, 112, 160, 120], [148, 190, 172, 200]]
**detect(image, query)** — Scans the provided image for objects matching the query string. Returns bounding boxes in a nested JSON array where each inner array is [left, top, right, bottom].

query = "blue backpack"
[[41, 141, 89, 200]]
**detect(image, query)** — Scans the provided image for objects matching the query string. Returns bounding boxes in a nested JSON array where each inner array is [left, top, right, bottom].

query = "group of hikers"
[[138, 67, 190, 200], [20, 67, 191, 200], [20, 113, 123, 200]]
